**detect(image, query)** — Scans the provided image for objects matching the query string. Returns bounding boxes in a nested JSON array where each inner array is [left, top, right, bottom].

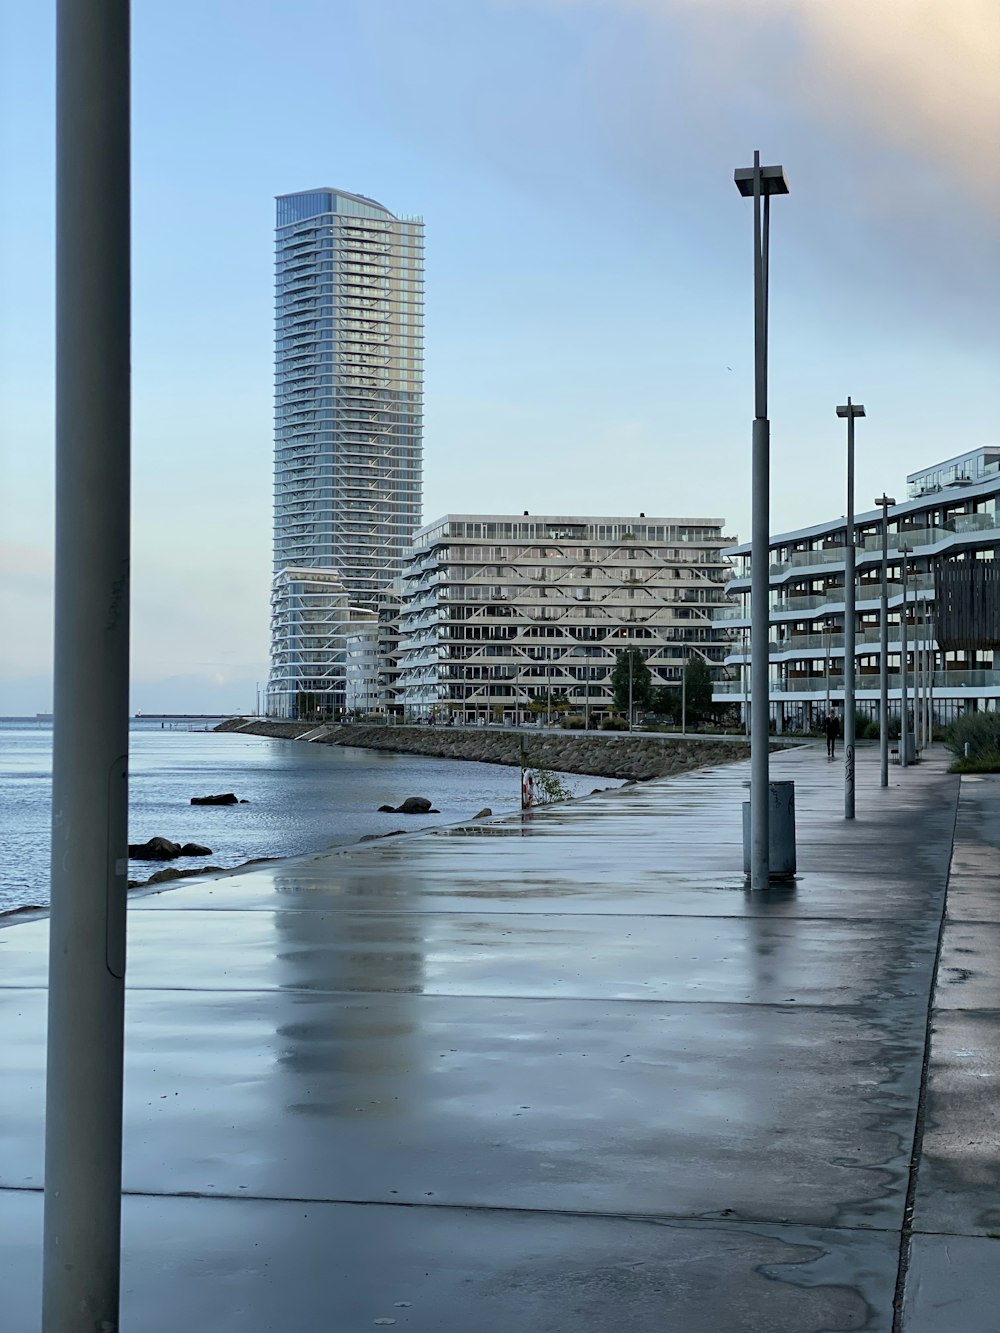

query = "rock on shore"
[[217, 719, 754, 783]]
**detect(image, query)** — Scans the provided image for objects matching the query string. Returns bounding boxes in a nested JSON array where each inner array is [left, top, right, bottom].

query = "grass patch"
[[949, 756, 1000, 774]]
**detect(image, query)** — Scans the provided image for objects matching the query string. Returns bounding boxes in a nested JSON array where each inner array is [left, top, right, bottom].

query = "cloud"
[[545, 0, 1000, 211]]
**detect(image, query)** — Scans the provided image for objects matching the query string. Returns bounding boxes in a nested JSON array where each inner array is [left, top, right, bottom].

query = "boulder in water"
[[396, 796, 433, 814], [129, 836, 182, 861], [191, 792, 240, 805]]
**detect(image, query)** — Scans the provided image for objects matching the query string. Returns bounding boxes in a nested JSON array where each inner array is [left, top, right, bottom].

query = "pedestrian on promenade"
[[824, 711, 839, 759]]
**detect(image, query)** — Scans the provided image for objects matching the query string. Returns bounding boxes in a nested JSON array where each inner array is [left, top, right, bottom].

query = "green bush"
[[560, 714, 585, 730], [950, 754, 1000, 774], [600, 715, 628, 731], [853, 712, 880, 741], [943, 711, 1000, 764]]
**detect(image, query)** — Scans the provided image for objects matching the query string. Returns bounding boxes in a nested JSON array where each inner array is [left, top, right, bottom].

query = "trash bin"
[[892, 735, 917, 764], [743, 780, 796, 880]]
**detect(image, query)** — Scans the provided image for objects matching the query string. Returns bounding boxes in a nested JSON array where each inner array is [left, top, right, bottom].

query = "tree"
[[611, 649, 652, 716], [683, 657, 714, 724], [649, 684, 681, 721]]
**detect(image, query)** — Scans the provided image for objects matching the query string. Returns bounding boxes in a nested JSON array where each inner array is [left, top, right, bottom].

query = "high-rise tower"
[[268, 189, 423, 717]]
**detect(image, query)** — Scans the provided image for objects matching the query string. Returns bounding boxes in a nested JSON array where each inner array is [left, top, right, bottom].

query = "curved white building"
[[714, 447, 1000, 732], [268, 189, 424, 717]]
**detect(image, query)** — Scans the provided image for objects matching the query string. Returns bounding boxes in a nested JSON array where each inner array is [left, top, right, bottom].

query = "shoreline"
[[2, 725, 775, 924], [0, 774, 639, 926], [216, 717, 757, 782]]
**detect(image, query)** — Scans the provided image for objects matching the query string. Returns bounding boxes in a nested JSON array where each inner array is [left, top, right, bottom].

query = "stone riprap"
[[216, 719, 754, 782]]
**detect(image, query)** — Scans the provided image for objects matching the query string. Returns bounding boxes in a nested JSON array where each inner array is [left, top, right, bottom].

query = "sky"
[[1, 0, 997, 714]]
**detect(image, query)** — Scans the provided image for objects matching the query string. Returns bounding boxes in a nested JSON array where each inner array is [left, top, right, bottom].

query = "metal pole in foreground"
[[735, 152, 789, 889], [876, 494, 895, 788], [43, 4, 131, 1330], [836, 400, 865, 819]]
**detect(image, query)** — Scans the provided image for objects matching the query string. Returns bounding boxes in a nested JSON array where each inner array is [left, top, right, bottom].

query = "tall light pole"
[[735, 152, 789, 889], [875, 494, 896, 788], [836, 400, 864, 819], [44, 3, 131, 1330], [628, 647, 634, 732], [900, 543, 910, 768]]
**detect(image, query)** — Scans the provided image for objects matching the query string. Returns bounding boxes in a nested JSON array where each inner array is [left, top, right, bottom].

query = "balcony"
[[714, 669, 1000, 695]]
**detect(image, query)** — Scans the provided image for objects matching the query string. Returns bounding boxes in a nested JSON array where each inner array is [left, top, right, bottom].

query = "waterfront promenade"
[[1, 744, 997, 1330]]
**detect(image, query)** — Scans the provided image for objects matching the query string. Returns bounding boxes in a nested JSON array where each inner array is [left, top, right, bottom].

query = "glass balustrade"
[[715, 670, 1000, 695]]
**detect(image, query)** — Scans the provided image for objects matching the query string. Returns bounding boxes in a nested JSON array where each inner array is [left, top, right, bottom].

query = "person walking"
[[824, 711, 839, 760]]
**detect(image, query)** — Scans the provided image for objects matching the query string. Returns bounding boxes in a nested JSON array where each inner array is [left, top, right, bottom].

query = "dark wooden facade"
[[935, 560, 1000, 651]]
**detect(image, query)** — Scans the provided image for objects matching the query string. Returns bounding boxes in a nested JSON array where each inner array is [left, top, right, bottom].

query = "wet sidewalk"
[[0, 743, 993, 1331]]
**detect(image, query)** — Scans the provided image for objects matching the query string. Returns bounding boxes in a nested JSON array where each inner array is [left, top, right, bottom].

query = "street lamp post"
[[628, 648, 634, 733], [836, 400, 864, 819], [875, 494, 896, 788], [735, 152, 789, 888], [922, 594, 928, 751], [900, 544, 910, 768]]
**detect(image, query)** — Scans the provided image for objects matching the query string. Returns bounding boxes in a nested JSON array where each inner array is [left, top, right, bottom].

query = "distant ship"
[[35, 713, 53, 722]]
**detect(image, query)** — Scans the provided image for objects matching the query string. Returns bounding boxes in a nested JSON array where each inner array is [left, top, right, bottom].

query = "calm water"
[[0, 719, 609, 914]]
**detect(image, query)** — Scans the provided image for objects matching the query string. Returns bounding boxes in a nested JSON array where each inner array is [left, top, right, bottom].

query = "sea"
[[0, 717, 611, 915]]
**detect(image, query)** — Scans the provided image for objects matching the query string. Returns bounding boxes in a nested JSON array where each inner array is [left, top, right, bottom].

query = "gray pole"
[[922, 602, 928, 757], [735, 151, 787, 889], [43, 3, 131, 1331], [844, 408, 857, 819], [876, 495, 893, 788], [924, 599, 932, 746], [927, 605, 935, 745], [682, 661, 687, 736], [628, 648, 633, 732], [837, 400, 864, 819], [742, 630, 749, 736], [750, 156, 770, 889], [922, 598, 931, 747], [900, 548, 909, 768]]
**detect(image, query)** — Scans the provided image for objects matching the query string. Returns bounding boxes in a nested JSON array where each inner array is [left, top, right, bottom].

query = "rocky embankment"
[[216, 718, 752, 782]]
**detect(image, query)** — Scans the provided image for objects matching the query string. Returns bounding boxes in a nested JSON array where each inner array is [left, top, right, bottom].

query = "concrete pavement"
[[0, 743, 994, 1330]]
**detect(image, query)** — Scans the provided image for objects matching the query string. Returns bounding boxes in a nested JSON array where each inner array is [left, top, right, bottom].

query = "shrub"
[[527, 767, 574, 803], [943, 711, 1000, 764], [560, 714, 585, 729], [950, 754, 1000, 774], [600, 715, 628, 731], [853, 713, 880, 741]]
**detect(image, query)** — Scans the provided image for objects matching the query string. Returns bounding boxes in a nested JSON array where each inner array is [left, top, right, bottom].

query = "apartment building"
[[397, 513, 733, 722], [268, 188, 423, 715], [713, 447, 1000, 729]]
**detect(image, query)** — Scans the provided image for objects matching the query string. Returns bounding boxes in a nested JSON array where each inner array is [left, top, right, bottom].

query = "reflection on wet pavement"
[[0, 745, 966, 1330]]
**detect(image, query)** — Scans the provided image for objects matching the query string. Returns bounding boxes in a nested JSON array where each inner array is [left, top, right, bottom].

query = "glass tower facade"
[[268, 189, 424, 715]]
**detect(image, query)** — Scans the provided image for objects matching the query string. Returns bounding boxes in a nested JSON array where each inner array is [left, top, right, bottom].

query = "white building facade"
[[713, 447, 1000, 730], [345, 624, 381, 716], [267, 188, 423, 715], [268, 568, 375, 719], [398, 514, 733, 722]]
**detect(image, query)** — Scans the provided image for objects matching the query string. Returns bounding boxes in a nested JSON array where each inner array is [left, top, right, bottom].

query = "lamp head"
[[836, 402, 866, 418], [875, 494, 896, 508], [734, 164, 789, 197]]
